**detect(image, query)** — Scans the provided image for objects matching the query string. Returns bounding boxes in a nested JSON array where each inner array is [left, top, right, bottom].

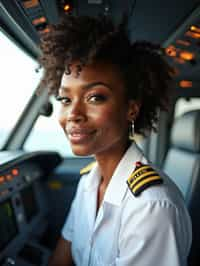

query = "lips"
[[67, 128, 96, 144]]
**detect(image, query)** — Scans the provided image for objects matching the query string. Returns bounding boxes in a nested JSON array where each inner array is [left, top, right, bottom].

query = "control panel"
[[0, 151, 62, 266]]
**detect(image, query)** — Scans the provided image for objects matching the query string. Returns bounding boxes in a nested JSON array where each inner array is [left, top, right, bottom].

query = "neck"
[[95, 140, 131, 187]]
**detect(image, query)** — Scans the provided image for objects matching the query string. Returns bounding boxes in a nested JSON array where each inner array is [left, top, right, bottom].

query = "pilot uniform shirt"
[[62, 141, 192, 266]]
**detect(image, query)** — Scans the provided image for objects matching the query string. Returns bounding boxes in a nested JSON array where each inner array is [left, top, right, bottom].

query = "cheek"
[[92, 106, 128, 131], [58, 109, 66, 129], [91, 107, 113, 124]]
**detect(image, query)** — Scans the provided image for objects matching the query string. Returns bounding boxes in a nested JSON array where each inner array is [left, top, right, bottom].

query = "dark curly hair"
[[38, 14, 175, 136]]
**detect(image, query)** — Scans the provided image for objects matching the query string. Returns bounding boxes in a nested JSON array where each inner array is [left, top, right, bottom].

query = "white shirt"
[[62, 142, 192, 266]]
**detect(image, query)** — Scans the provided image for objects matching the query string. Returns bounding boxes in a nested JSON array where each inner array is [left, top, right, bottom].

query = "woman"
[[39, 15, 192, 266]]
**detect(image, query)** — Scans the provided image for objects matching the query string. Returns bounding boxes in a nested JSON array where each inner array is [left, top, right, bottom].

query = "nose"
[[66, 100, 86, 123]]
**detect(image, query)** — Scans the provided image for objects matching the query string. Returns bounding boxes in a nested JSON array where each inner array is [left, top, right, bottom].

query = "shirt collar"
[[103, 141, 144, 206], [83, 141, 145, 206], [83, 162, 101, 191]]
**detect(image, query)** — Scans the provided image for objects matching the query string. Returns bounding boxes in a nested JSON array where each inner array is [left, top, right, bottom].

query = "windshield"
[[0, 30, 42, 149]]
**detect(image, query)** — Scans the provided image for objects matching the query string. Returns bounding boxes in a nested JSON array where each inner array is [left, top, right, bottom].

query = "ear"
[[127, 100, 141, 122]]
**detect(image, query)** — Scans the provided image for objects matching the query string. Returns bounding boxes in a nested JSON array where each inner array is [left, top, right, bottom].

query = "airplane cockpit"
[[1, 0, 200, 265], [0, 151, 62, 265]]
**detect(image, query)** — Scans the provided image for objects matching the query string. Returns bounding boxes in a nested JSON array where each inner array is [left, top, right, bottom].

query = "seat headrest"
[[171, 110, 200, 152]]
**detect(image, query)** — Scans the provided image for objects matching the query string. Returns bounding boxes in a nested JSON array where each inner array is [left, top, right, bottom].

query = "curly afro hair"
[[39, 14, 175, 136]]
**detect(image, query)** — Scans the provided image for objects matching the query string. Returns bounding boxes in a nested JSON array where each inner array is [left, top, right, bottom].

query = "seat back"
[[163, 110, 200, 266]]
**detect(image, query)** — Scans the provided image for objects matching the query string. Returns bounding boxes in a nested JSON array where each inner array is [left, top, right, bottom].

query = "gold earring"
[[129, 120, 135, 140]]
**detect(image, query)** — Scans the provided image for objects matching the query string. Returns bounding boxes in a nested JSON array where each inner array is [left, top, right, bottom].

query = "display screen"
[[0, 200, 18, 251], [21, 185, 38, 222]]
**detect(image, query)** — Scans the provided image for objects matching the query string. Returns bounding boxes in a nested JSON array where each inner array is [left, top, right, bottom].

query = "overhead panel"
[[0, 0, 40, 58], [164, 4, 200, 86], [40, 0, 59, 24]]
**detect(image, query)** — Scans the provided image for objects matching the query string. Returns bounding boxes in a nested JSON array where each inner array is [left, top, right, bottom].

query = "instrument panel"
[[0, 151, 62, 266], [0, 199, 17, 253]]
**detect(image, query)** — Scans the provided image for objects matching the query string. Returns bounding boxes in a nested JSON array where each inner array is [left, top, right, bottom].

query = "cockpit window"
[[0, 30, 42, 149], [24, 97, 75, 157]]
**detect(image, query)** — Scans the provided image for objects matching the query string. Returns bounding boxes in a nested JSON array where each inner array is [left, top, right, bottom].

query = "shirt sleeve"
[[116, 200, 191, 266], [61, 196, 76, 242]]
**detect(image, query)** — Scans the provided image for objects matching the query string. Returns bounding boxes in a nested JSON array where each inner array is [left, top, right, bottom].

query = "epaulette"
[[127, 161, 163, 196], [80, 161, 96, 175]]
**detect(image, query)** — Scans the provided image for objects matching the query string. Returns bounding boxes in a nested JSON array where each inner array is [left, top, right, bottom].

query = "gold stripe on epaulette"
[[131, 165, 152, 178], [132, 175, 162, 194], [129, 171, 158, 189], [127, 162, 163, 196], [80, 161, 96, 175], [127, 165, 152, 184]]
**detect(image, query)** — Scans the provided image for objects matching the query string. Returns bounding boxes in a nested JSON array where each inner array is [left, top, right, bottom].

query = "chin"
[[71, 145, 94, 157]]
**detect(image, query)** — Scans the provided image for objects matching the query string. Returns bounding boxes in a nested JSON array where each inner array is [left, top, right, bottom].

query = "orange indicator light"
[[12, 169, 19, 176], [23, 0, 39, 9], [6, 175, 13, 181], [64, 4, 71, 11], [190, 25, 200, 34], [0, 176, 5, 184], [179, 80, 193, 88], [185, 30, 200, 39], [165, 45, 177, 57], [32, 17, 46, 25], [179, 51, 194, 61]]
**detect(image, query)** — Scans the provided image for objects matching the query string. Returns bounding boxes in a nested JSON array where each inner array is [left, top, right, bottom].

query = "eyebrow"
[[59, 81, 113, 92]]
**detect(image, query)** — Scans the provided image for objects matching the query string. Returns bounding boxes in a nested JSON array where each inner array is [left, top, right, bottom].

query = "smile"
[[67, 129, 96, 144]]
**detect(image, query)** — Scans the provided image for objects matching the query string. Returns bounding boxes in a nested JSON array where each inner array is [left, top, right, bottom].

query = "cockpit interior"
[[1, 0, 200, 265]]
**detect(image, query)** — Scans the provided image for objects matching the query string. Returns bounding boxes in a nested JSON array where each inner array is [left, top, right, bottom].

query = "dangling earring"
[[129, 120, 135, 140]]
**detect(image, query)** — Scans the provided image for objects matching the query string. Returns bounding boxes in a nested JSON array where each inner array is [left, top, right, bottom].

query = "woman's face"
[[58, 61, 137, 157]]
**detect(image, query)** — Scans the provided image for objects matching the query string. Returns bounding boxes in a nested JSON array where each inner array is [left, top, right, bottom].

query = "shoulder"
[[124, 161, 191, 228], [126, 161, 186, 208], [80, 161, 97, 175], [71, 161, 97, 203], [76, 161, 98, 192], [126, 161, 163, 197], [123, 161, 192, 242]]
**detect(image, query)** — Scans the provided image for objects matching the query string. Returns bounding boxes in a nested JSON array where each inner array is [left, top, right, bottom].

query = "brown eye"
[[56, 96, 71, 105], [87, 94, 107, 103]]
